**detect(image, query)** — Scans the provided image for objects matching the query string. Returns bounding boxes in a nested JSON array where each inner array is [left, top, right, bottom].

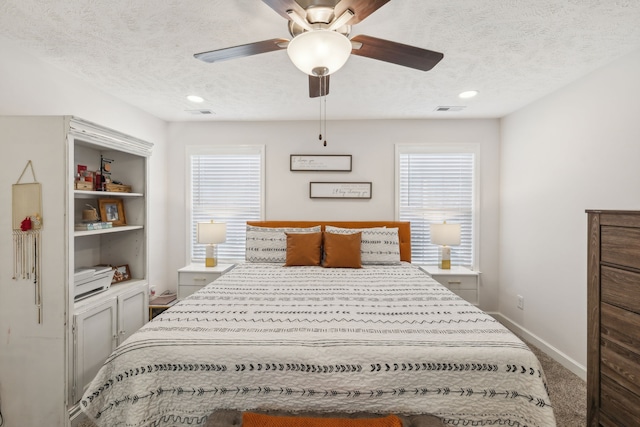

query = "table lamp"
[[197, 221, 226, 267], [430, 221, 461, 269]]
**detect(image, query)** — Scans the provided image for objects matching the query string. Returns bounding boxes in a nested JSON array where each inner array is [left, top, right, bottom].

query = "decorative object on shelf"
[[290, 154, 352, 171], [98, 198, 127, 226], [309, 182, 372, 199], [82, 204, 99, 222], [75, 164, 94, 190], [99, 155, 113, 191], [104, 183, 132, 193], [11, 160, 43, 323], [74, 221, 113, 231], [113, 264, 131, 283], [430, 221, 461, 270], [197, 221, 226, 267]]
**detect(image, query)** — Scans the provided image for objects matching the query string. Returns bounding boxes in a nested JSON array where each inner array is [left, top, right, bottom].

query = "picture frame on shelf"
[[113, 264, 131, 283], [309, 182, 372, 199], [290, 154, 352, 172], [98, 198, 126, 226]]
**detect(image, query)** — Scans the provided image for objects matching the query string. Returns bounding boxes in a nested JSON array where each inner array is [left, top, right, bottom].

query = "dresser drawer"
[[601, 338, 640, 398], [600, 374, 640, 426], [601, 303, 640, 358], [179, 271, 220, 286], [602, 226, 640, 270], [601, 266, 640, 315]]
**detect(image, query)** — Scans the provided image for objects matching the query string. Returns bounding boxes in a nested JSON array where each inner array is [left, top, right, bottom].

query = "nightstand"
[[149, 294, 177, 320], [420, 265, 481, 305], [177, 263, 235, 299]]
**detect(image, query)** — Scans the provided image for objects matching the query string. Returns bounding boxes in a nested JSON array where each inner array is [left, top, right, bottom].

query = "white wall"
[[0, 38, 170, 426], [500, 47, 640, 376], [166, 119, 501, 310]]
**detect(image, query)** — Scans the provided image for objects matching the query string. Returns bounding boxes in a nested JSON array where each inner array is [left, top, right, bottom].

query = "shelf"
[[74, 190, 143, 198], [74, 225, 143, 237], [74, 279, 148, 310]]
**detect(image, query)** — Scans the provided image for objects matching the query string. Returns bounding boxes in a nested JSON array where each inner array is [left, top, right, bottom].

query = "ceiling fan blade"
[[309, 75, 330, 98], [262, 0, 307, 21], [350, 34, 443, 71], [194, 38, 289, 63], [334, 0, 390, 25]]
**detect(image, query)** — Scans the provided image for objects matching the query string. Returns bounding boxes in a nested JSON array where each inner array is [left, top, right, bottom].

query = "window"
[[396, 144, 478, 267], [187, 145, 264, 264]]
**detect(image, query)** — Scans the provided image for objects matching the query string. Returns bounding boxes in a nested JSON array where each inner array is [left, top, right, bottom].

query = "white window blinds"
[[188, 146, 264, 263], [397, 146, 477, 266]]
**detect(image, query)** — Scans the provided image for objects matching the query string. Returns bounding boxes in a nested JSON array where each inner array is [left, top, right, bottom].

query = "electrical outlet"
[[517, 295, 524, 310]]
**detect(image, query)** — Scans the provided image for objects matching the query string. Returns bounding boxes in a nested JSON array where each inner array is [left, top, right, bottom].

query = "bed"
[[80, 221, 556, 427]]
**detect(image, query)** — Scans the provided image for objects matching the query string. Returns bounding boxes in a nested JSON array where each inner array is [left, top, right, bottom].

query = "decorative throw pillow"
[[325, 226, 401, 265], [322, 231, 362, 268], [245, 225, 321, 263], [242, 412, 403, 427], [284, 232, 322, 266]]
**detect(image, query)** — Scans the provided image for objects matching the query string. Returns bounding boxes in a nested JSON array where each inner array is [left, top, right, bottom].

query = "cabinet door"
[[117, 283, 149, 346], [72, 297, 117, 404]]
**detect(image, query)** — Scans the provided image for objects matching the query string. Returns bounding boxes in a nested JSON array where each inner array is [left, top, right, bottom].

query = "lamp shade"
[[197, 221, 226, 244], [287, 30, 352, 76], [430, 222, 461, 246]]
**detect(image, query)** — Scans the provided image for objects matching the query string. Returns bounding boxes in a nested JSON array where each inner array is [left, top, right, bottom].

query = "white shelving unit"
[[68, 118, 152, 406]]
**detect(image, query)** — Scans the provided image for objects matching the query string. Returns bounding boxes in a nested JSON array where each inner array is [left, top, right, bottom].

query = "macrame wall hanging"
[[12, 160, 43, 323]]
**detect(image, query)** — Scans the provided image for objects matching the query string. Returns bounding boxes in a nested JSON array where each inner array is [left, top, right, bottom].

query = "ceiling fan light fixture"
[[287, 30, 352, 76]]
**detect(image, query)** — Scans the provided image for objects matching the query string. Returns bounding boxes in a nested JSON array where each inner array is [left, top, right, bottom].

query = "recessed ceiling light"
[[458, 90, 479, 99], [187, 95, 204, 103]]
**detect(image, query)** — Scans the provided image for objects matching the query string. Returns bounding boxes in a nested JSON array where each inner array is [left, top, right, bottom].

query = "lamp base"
[[439, 245, 451, 270], [205, 244, 218, 267]]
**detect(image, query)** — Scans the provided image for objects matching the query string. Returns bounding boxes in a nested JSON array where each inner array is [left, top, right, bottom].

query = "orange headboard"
[[246, 221, 412, 262]]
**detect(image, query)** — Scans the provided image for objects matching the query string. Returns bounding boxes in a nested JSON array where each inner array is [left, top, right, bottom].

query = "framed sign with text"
[[309, 182, 372, 199], [290, 155, 352, 172]]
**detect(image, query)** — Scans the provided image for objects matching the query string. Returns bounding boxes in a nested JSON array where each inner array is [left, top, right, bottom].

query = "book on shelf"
[[75, 221, 113, 231]]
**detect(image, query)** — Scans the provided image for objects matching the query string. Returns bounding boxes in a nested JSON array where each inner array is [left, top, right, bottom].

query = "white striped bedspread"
[[81, 262, 556, 427]]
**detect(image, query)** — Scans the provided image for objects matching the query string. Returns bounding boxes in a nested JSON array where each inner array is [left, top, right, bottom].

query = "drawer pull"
[[193, 277, 208, 281], [447, 280, 462, 285]]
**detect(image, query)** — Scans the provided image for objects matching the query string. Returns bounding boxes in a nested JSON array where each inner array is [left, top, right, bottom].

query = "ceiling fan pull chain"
[[323, 85, 327, 146], [318, 77, 323, 141]]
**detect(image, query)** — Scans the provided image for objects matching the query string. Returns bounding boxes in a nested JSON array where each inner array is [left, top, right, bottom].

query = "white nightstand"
[[420, 265, 481, 305], [177, 263, 235, 299]]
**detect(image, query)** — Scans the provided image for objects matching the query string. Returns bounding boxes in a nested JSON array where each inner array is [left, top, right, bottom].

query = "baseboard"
[[489, 312, 586, 381]]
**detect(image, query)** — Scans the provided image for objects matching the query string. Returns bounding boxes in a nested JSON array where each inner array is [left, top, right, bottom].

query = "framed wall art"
[[309, 182, 372, 199], [98, 198, 127, 226], [290, 154, 352, 172]]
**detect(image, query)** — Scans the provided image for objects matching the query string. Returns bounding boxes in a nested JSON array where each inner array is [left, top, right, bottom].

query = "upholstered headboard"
[[246, 221, 412, 262]]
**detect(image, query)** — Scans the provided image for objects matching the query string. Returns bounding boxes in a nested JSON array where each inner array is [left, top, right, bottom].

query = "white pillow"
[[245, 225, 321, 263], [325, 226, 401, 265]]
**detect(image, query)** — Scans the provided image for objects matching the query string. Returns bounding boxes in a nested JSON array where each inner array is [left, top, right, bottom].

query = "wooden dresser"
[[587, 210, 640, 426]]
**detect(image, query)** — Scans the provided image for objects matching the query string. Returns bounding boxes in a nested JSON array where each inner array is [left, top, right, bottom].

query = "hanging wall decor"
[[12, 160, 44, 323]]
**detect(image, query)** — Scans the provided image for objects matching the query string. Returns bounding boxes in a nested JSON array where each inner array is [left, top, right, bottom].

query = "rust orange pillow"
[[322, 231, 362, 268], [284, 232, 322, 266]]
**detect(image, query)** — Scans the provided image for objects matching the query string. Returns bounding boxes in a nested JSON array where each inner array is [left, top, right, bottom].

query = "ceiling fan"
[[194, 0, 444, 98]]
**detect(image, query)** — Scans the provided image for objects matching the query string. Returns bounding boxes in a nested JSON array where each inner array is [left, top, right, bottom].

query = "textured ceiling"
[[1, 0, 640, 122]]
